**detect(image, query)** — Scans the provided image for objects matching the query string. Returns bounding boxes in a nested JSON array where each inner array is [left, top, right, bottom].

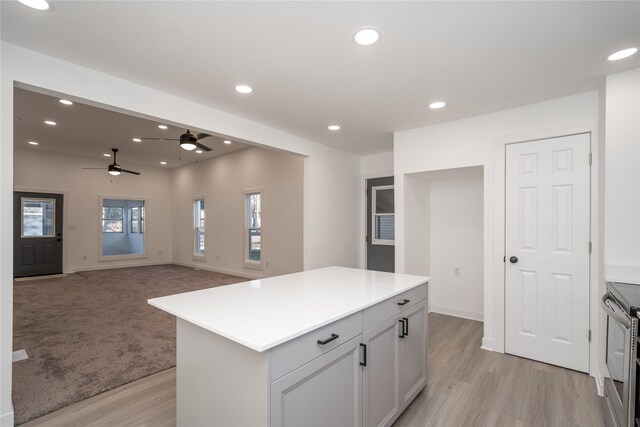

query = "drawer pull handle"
[[397, 299, 410, 306], [360, 343, 367, 367], [403, 317, 409, 336], [399, 319, 406, 338], [317, 333, 339, 345]]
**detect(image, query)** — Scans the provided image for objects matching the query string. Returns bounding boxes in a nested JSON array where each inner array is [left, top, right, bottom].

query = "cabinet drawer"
[[363, 283, 427, 331], [270, 311, 363, 381]]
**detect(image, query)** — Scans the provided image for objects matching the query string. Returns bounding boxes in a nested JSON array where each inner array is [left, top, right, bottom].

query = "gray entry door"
[[14, 192, 64, 277], [366, 176, 395, 272]]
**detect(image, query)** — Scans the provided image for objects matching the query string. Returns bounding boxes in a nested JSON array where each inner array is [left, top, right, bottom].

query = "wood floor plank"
[[21, 313, 603, 427]]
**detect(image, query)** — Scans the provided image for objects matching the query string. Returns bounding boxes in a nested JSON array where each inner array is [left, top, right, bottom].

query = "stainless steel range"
[[602, 281, 640, 427]]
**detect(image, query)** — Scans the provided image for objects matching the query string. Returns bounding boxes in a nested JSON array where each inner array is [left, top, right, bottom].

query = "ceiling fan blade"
[[82, 168, 105, 170], [121, 169, 141, 175], [195, 142, 213, 151], [140, 137, 179, 141], [196, 133, 212, 140]]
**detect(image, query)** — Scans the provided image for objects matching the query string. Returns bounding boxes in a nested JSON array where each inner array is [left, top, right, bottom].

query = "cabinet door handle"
[[360, 343, 367, 367], [402, 317, 409, 336], [399, 319, 406, 338], [397, 299, 410, 306], [317, 333, 339, 345]]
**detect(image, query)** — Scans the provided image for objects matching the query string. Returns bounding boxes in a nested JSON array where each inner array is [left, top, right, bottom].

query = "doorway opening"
[[404, 166, 484, 322], [13, 191, 64, 277], [366, 176, 395, 272]]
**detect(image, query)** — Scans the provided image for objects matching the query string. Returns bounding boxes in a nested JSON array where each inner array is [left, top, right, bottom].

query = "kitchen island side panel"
[[177, 318, 270, 426]]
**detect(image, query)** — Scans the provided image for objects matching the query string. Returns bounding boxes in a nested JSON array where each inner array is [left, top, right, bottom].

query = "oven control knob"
[[509, 256, 518, 264]]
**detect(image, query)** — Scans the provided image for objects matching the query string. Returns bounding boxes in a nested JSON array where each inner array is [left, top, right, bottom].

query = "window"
[[130, 206, 142, 233], [194, 199, 205, 257], [245, 192, 262, 263], [102, 207, 123, 233], [100, 199, 146, 259], [372, 185, 395, 245], [21, 198, 55, 237]]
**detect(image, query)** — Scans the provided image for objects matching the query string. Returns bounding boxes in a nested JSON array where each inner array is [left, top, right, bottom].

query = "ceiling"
[[2, 1, 639, 156], [13, 88, 249, 168]]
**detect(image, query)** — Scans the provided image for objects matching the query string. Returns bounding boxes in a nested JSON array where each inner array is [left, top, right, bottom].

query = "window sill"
[[192, 255, 206, 262], [243, 260, 264, 271], [98, 253, 148, 262]]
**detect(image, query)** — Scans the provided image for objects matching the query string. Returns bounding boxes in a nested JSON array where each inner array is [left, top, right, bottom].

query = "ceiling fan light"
[[180, 141, 197, 151], [108, 170, 121, 176]]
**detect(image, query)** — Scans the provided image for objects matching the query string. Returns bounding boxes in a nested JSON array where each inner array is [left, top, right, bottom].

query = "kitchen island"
[[148, 266, 429, 427]]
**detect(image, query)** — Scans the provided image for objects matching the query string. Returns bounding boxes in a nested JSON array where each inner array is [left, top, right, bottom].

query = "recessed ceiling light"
[[160, 161, 167, 165], [103, 153, 111, 157], [132, 138, 142, 142], [234, 84, 253, 94], [608, 47, 638, 61], [158, 125, 168, 130], [44, 120, 56, 125], [59, 99, 73, 106], [354, 28, 380, 46], [17, 0, 49, 10], [223, 140, 232, 144], [195, 150, 203, 154], [328, 125, 341, 131], [429, 101, 446, 109], [28, 141, 39, 146]]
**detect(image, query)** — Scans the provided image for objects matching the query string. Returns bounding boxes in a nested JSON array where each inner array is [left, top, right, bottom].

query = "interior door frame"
[[14, 186, 69, 275], [360, 171, 394, 270], [491, 122, 600, 382]]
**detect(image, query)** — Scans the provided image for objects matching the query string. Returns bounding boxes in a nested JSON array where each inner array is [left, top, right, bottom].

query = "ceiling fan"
[[83, 148, 141, 176], [141, 129, 213, 151]]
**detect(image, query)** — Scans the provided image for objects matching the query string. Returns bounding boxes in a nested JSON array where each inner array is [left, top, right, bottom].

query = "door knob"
[[509, 256, 518, 264]]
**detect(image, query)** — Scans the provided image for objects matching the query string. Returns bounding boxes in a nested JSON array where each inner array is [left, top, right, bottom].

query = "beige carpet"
[[12, 264, 246, 425]]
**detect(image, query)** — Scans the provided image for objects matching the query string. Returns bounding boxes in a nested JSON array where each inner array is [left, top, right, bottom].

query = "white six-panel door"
[[505, 133, 590, 372]]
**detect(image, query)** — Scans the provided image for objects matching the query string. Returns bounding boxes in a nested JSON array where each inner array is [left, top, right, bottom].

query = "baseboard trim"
[[0, 408, 14, 427], [594, 366, 604, 397], [430, 304, 484, 322], [481, 337, 494, 352], [66, 260, 170, 274], [171, 261, 265, 280]]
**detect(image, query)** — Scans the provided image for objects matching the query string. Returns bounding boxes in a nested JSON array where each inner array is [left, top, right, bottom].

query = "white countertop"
[[148, 266, 429, 352]]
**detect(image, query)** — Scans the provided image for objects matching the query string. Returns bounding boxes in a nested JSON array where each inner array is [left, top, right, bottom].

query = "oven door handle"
[[602, 294, 631, 328]]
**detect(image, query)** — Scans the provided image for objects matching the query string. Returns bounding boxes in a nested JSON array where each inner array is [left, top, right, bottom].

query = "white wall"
[[172, 147, 304, 278], [0, 41, 360, 425], [13, 149, 172, 272], [394, 91, 602, 381], [429, 177, 484, 321], [604, 68, 640, 281]]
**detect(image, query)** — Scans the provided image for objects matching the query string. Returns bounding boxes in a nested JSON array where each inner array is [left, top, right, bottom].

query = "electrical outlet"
[[216, 255, 219, 261], [453, 267, 461, 276], [82, 255, 87, 260], [266, 261, 270, 268]]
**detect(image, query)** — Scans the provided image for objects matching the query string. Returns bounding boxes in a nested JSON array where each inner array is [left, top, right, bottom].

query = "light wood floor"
[[22, 313, 603, 427]]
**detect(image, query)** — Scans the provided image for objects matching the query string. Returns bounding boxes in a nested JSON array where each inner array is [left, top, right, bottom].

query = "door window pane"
[[21, 198, 55, 237], [372, 186, 395, 245], [375, 188, 394, 214]]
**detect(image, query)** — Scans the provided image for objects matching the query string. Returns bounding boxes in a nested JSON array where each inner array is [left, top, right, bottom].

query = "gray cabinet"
[[399, 301, 428, 409], [362, 316, 400, 427], [362, 298, 428, 427], [270, 336, 363, 427]]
